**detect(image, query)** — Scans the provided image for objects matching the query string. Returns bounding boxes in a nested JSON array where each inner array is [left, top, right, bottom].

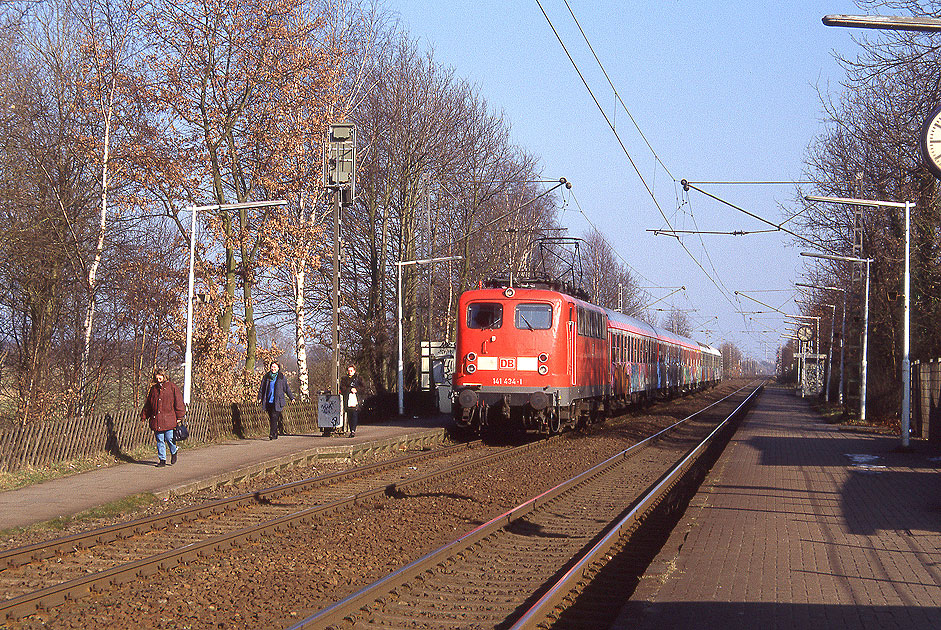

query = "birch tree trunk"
[[78, 89, 115, 412], [294, 262, 309, 400]]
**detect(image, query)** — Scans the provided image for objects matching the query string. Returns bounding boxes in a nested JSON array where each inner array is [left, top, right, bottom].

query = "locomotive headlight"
[[466, 364, 476, 374], [538, 353, 549, 363], [466, 352, 477, 362], [458, 388, 479, 408], [538, 365, 549, 375], [530, 391, 549, 410], [504, 287, 515, 298]]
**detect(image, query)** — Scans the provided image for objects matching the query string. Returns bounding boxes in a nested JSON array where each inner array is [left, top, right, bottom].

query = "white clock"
[[920, 103, 941, 181], [797, 326, 812, 343]]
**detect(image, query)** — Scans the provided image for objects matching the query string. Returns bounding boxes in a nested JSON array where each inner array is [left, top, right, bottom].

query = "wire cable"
[[561, 0, 676, 181], [568, 189, 653, 286], [536, 0, 738, 311], [683, 181, 837, 254]]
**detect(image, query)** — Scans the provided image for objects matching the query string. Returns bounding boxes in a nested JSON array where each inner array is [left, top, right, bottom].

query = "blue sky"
[[388, 0, 864, 361]]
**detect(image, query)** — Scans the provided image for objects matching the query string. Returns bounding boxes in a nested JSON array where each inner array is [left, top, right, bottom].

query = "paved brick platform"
[[0, 415, 451, 532], [614, 385, 941, 630]]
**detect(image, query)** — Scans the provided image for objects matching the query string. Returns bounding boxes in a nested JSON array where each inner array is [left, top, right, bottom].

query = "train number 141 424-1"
[[492, 376, 523, 386]]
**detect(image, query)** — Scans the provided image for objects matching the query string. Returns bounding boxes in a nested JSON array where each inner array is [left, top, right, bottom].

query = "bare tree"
[[797, 2, 941, 415], [581, 228, 647, 317]]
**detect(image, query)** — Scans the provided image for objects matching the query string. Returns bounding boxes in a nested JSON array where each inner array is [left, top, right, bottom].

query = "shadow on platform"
[[616, 601, 941, 630]]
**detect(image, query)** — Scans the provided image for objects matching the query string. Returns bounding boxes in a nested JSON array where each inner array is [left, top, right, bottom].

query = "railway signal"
[[325, 123, 356, 399]]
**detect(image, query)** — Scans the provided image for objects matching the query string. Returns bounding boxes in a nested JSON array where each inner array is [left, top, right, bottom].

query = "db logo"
[[499, 357, 516, 370]]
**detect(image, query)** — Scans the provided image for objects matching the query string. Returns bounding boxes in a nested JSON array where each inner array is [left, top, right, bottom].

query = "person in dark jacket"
[[141, 368, 185, 467], [339, 364, 364, 438], [257, 361, 294, 440]]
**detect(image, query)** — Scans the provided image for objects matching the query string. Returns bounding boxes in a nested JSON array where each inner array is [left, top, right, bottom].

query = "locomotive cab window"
[[467, 302, 503, 329], [515, 303, 552, 330]]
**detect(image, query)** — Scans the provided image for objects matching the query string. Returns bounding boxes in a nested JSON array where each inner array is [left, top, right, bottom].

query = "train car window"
[[467, 303, 503, 329], [515, 303, 552, 330]]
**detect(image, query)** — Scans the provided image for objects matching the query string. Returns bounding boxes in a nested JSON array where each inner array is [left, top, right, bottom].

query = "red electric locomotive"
[[452, 281, 722, 434]]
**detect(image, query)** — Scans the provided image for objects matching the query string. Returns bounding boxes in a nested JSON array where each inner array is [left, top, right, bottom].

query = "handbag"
[[347, 392, 358, 408], [173, 423, 190, 441]]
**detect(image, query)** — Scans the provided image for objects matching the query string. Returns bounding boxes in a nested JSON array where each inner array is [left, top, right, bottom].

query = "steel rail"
[[286, 383, 758, 630], [509, 382, 764, 629], [0, 438, 480, 571], [1, 435, 562, 621]]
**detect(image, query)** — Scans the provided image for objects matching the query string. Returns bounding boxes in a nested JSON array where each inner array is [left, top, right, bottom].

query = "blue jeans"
[[155, 429, 178, 462]]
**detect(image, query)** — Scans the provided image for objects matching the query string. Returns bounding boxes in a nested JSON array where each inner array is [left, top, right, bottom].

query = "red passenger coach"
[[452, 282, 722, 434]]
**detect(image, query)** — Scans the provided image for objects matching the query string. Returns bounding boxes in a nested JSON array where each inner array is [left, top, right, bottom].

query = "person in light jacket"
[[257, 361, 294, 440], [141, 368, 185, 467]]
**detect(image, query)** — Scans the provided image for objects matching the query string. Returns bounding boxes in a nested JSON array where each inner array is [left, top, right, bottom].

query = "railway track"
[[0, 437, 547, 622], [288, 382, 763, 630], [2, 381, 754, 627]]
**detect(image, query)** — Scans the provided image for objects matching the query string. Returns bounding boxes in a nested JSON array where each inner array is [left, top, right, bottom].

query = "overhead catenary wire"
[[649, 228, 779, 236], [682, 180, 819, 185], [550, 3, 794, 332], [568, 189, 653, 286], [535, 1, 739, 313], [538, 1, 795, 356], [686, 195, 736, 298], [560, 0, 675, 182], [682, 181, 837, 254]]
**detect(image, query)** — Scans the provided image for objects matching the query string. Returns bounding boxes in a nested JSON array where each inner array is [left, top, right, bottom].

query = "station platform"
[[0, 415, 452, 532], [615, 385, 941, 630]]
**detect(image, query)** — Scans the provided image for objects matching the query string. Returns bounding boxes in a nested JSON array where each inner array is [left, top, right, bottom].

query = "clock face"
[[920, 104, 941, 181], [797, 326, 812, 342]]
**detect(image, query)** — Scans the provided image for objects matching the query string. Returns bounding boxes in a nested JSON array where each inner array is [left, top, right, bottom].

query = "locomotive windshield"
[[515, 303, 552, 330], [467, 302, 503, 329]]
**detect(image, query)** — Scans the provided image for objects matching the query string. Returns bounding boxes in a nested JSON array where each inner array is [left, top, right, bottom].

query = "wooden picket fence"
[[912, 359, 941, 443], [0, 400, 323, 473]]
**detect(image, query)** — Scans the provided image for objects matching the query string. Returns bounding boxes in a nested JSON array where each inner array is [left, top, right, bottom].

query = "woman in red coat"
[[141, 368, 185, 467]]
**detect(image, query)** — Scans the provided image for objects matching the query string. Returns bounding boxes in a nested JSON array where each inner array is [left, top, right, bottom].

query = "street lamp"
[[805, 194, 912, 445], [182, 200, 287, 406], [801, 251, 873, 424], [396, 255, 463, 416], [823, 14, 941, 32], [797, 282, 847, 406], [797, 300, 837, 403]]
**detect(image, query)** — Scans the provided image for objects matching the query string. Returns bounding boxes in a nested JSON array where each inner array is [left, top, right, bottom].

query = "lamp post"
[[801, 251, 873, 423], [396, 255, 463, 416], [797, 282, 846, 406], [805, 194, 911, 445], [798, 302, 837, 403], [182, 200, 287, 406], [787, 314, 822, 398]]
